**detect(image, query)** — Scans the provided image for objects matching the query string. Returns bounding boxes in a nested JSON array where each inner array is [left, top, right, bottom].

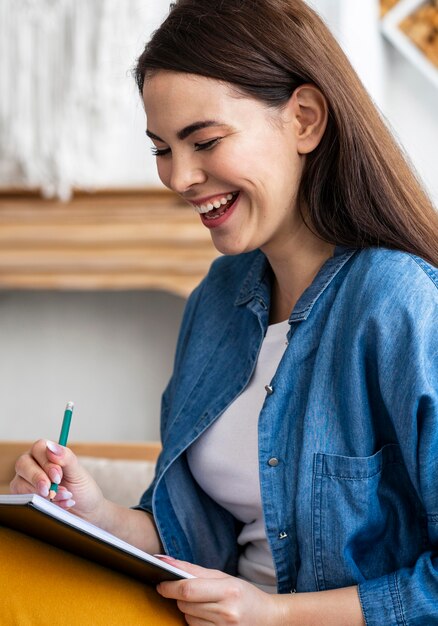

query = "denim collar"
[[235, 246, 357, 322]]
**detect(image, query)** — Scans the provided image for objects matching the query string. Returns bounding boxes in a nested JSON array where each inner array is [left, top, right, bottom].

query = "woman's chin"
[[210, 235, 255, 257]]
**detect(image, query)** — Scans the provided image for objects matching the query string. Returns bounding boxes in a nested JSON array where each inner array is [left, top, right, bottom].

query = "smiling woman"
[[142, 71, 329, 269], [5, 1, 438, 625]]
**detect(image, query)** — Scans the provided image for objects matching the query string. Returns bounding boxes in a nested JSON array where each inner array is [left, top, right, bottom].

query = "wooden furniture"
[[0, 190, 219, 297]]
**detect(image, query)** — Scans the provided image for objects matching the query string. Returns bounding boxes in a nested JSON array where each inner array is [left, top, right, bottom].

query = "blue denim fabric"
[[137, 246, 438, 625]]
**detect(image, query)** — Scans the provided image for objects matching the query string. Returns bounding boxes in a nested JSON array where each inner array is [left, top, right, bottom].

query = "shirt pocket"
[[311, 443, 428, 591]]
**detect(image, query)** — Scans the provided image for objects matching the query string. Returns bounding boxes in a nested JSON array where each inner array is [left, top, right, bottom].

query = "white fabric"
[[0, 0, 167, 198], [187, 319, 289, 594], [78, 456, 156, 508]]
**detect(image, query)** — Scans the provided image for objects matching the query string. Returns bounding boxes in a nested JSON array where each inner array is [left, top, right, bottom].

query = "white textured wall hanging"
[[0, 0, 167, 198]]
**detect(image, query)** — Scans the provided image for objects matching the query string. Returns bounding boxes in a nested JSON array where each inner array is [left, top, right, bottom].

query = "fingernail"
[[46, 440, 63, 455], [65, 499, 75, 508], [153, 554, 175, 561], [48, 469, 61, 484], [38, 480, 49, 498], [57, 489, 73, 500]]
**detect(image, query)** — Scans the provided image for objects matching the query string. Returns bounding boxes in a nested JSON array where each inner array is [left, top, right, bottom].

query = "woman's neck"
[[264, 229, 335, 324]]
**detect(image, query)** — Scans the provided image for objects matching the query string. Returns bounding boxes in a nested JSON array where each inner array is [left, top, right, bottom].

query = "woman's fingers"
[[11, 438, 106, 522], [13, 445, 52, 495], [9, 471, 76, 509], [159, 578, 231, 604], [157, 561, 232, 605], [11, 438, 80, 496], [9, 474, 40, 496], [53, 486, 76, 509], [53, 486, 73, 501], [156, 556, 225, 579]]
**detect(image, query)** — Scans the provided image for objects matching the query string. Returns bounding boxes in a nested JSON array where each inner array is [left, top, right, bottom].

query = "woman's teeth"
[[194, 193, 236, 215]]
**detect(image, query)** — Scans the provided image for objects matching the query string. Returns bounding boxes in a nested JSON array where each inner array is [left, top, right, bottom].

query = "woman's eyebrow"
[[145, 120, 225, 143]]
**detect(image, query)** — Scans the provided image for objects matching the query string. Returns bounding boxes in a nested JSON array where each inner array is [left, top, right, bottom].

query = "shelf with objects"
[[380, 0, 438, 89]]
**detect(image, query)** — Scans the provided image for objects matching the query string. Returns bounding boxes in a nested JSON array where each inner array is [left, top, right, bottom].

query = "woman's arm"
[[97, 499, 163, 554], [280, 585, 365, 626]]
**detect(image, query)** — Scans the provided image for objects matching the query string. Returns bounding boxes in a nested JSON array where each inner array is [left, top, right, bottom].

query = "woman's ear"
[[287, 84, 328, 154]]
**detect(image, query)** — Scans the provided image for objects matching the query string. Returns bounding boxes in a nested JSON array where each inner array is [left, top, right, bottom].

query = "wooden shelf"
[[0, 191, 219, 297]]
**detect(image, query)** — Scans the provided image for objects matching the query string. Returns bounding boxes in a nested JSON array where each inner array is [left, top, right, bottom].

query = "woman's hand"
[[10, 438, 105, 524], [10, 438, 163, 554], [156, 558, 366, 626], [156, 558, 287, 626]]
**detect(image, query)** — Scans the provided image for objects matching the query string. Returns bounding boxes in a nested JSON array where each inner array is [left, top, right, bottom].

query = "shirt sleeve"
[[133, 381, 171, 515], [134, 278, 206, 515], [358, 259, 438, 625]]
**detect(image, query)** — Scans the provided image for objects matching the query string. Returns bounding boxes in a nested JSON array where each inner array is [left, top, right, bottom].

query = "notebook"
[[0, 493, 193, 584]]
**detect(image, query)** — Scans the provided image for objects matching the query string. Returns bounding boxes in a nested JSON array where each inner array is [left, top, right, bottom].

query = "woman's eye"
[[150, 138, 221, 156], [194, 138, 221, 152], [151, 146, 171, 157]]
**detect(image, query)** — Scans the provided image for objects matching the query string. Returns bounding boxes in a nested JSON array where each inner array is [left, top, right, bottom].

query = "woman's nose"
[[168, 155, 207, 194]]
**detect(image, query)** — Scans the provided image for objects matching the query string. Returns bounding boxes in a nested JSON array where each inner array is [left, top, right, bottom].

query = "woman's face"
[[143, 71, 306, 257]]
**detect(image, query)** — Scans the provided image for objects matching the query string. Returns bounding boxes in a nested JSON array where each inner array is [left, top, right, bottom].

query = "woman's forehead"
[[143, 71, 232, 106], [143, 71, 265, 131]]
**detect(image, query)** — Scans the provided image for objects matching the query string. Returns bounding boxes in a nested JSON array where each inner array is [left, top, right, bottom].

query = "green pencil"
[[48, 401, 74, 500]]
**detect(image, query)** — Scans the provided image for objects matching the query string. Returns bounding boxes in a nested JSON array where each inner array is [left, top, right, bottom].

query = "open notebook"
[[0, 493, 193, 584]]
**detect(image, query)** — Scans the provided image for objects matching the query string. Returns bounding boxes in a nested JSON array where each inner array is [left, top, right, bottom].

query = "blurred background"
[[0, 0, 437, 442]]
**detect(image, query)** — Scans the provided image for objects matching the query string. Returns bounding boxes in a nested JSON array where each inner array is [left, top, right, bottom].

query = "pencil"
[[49, 401, 74, 500]]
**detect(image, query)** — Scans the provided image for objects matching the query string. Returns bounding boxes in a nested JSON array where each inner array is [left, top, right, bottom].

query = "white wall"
[[0, 291, 185, 442]]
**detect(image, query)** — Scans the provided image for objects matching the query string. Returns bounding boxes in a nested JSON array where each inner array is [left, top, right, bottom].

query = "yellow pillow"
[[0, 527, 185, 625]]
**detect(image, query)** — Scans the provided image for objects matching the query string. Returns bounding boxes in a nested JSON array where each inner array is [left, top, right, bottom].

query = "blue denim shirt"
[[138, 246, 438, 625]]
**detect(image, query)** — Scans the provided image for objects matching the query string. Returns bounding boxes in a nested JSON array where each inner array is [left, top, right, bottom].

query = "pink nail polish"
[[57, 490, 73, 500], [38, 480, 49, 498], [46, 440, 63, 455], [46, 441, 63, 456], [153, 554, 176, 561], [49, 470, 61, 484]]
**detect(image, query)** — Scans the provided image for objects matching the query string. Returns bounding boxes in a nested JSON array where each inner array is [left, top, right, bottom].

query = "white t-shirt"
[[187, 319, 289, 594]]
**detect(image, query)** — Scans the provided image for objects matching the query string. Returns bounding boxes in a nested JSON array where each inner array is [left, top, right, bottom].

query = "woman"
[[8, 0, 438, 624]]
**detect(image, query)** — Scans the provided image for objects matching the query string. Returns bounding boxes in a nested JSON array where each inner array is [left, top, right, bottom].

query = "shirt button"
[[268, 457, 279, 467], [265, 384, 274, 395], [278, 531, 288, 540]]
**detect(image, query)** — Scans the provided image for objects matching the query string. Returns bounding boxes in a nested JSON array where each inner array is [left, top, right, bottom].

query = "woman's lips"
[[200, 192, 240, 229], [192, 192, 238, 214]]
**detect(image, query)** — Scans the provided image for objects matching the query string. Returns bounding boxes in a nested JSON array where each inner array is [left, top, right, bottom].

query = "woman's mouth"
[[192, 192, 240, 228]]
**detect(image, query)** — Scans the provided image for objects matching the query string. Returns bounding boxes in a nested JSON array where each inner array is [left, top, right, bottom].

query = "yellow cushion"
[[0, 527, 185, 625]]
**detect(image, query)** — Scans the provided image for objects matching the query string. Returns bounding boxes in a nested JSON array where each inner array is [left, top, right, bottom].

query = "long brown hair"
[[135, 0, 438, 266]]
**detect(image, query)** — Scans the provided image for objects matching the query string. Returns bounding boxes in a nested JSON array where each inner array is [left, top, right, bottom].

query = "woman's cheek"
[[156, 161, 171, 189]]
